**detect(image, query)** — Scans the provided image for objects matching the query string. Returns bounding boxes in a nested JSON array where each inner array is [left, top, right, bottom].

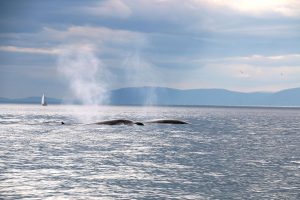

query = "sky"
[[0, 0, 300, 98]]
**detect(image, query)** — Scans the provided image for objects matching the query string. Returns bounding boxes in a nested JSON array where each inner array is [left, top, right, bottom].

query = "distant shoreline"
[[1, 102, 300, 110], [2, 86, 300, 107]]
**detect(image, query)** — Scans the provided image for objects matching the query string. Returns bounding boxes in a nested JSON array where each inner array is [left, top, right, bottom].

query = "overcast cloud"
[[0, 0, 299, 98]]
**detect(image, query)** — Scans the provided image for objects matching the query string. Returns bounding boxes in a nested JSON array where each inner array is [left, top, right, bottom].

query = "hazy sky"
[[0, 0, 300, 98]]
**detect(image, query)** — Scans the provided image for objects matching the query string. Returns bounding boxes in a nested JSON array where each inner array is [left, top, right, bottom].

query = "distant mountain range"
[[1, 87, 300, 106], [109, 87, 300, 106]]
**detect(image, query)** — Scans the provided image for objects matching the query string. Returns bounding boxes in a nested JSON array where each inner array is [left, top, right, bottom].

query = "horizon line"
[[1, 86, 299, 99]]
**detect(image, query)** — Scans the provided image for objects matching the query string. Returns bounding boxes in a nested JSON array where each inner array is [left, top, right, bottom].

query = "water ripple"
[[0, 105, 300, 199]]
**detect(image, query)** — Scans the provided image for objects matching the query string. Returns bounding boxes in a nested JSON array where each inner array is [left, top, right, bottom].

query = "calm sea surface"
[[0, 104, 299, 199]]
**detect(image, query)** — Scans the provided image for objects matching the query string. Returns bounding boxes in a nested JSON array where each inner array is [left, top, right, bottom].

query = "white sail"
[[41, 94, 47, 106]]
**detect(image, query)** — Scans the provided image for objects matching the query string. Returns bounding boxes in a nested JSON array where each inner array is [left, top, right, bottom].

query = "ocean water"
[[0, 104, 299, 199]]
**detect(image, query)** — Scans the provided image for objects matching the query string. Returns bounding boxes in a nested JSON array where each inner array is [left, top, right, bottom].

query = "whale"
[[145, 119, 189, 124], [60, 119, 188, 126], [94, 119, 144, 126], [94, 119, 189, 125]]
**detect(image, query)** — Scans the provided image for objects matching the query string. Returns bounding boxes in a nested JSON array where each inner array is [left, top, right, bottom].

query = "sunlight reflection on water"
[[0, 104, 300, 199]]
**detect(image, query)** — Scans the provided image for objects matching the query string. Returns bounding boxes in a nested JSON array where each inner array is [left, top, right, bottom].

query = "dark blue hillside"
[[1, 87, 300, 106], [109, 87, 272, 106]]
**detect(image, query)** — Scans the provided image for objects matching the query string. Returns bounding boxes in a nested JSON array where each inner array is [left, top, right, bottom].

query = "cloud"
[[0, 45, 60, 55], [38, 26, 147, 48], [213, 24, 300, 38], [190, 53, 300, 92], [203, 0, 300, 17], [79, 0, 300, 35], [0, 25, 147, 56], [81, 0, 132, 19], [127, 0, 300, 18], [1, 1, 299, 97], [194, 54, 300, 67]]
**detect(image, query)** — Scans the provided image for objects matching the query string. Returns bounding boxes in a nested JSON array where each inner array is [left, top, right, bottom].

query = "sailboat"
[[41, 93, 47, 106]]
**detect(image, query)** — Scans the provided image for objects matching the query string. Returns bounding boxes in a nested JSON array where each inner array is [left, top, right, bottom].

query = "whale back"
[[146, 119, 188, 124], [94, 119, 135, 125], [134, 122, 144, 126], [93, 119, 188, 125]]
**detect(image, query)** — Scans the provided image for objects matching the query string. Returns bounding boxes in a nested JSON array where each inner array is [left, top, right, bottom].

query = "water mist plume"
[[122, 51, 160, 106], [57, 44, 109, 105], [57, 43, 110, 122]]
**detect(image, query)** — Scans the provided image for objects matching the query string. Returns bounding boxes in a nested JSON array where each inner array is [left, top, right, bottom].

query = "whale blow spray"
[[122, 51, 160, 106], [57, 43, 110, 122], [58, 44, 109, 105]]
